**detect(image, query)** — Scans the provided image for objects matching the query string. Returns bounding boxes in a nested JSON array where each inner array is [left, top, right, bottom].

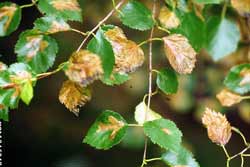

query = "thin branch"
[[20, 0, 38, 9], [70, 28, 88, 36], [138, 38, 163, 47], [232, 127, 249, 146], [76, 0, 126, 52]]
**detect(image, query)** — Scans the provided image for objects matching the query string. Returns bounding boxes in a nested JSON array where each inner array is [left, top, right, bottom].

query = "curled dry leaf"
[[158, 6, 180, 29], [50, 0, 81, 11], [216, 89, 243, 107], [231, 0, 250, 17], [65, 50, 103, 86], [104, 27, 144, 74], [59, 80, 91, 116], [202, 108, 232, 145], [163, 34, 197, 74]]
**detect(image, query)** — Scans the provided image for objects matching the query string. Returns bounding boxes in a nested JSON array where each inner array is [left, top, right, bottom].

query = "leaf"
[[87, 28, 115, 79], [119, 1, 155, 31], [104, 26, 145, 74], [83, 110, 127, 150], [162, 146, 200, 167], [224, 64, 250, 95], [231, 0, 250, 17], [216, 89, 243, 107], [34, 15, 71, 34], [156, 68, 178, 94], [143, 118, 182, 152], [0, 62, 7, 71], [38, 0, 82, 22], [206, 16, 240, 61], [163, 34, 197, 74], [0, 105, 9, 122], [172, 11, 206, 51], [101, 73, 130, 86], [20, 82, 33, 105], [0, 2, 21, 37], [158, 6, 180, 29], [59, 80, 91, 116], [134, 102, 162, 125], [15, 30, 58, 73], [193, 0, 223, 4], [65, 50, 103, 86]]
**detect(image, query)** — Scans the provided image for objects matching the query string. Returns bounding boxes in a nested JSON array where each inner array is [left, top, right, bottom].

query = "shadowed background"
[[1, 0, 250, 167]]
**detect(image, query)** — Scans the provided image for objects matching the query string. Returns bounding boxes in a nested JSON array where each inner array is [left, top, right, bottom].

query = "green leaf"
[[119, 1, 155, 31], [38, 0, 82, 22], [101, 73, 130, 86], [0, 2, 21, 37], [162, 146, 200, 167], [87, 28, 115, 79], [20, 82, 33, 105], [172, 11, 206, 51], [156, 68, 178, 94], [0, 106, 9, 122], [206, 16, 240, 61], [83, 110, 127, 150], [224, 64, 250, 95], [134, 102, 162, 125], [15, 30, 58, 73], [34, 15, 71, 34], [193, 0, 223, 4], [143, 118, 182, 152]]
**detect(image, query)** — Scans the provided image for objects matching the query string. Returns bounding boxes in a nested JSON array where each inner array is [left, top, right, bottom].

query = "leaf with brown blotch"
[[104, 27, 145, 74], [163, 34, 197, 74], [59, 80, 91, 116], [97, 116, 125, 140], [231, 0, 250, 17], [158, 6, 180, 29], [50, 0, 81, 11], [202, 107, 232, 145], [65, 50, 103, 86], [0, 4, 17, 32], [239, 68, 250, 86], [216, 89, 243, 107]]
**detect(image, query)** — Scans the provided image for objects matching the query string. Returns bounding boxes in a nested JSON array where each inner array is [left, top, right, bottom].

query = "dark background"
[[1, 0, 250, 167]]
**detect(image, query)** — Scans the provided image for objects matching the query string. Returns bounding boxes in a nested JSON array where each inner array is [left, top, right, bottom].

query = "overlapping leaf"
[[34, 15, 71, 34], [224, 64, 250, 95], [83, 110, 127, 150], [0, 2, 21, 37], [143, 118, 182, 152], [119, 1, 155, 31], [38, 0, 82, 22], [15, 30, 58, 73]]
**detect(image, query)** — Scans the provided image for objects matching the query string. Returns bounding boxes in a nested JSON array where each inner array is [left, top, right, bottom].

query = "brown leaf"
[[97, 116, 125, 140], [202, 108, 232, 145], [231, 0, 250, 17], [216, 89, 243, 107], [158, 6, 180, 29], [50, 0, 81, 11], [59, 80, 91, 116], [104, 27, 145, 73], [163, 34, 196, 74], [65, 50, 103, 86], [0, 4, 17, 31], [239, 68, 250, 86]]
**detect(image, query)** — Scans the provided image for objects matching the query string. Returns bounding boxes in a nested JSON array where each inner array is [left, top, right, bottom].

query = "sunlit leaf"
[[34, 15, 71, 34], [15, 30, 58, 73], [38, 0, 82, 22], [163, 34, 196, 74], [156, 68, 178, 94], [134, 101, 162, 125], [206, 16, 240, 61], [158, 6, 180, 29], [20, 81, 33, 105], [59, 80, 91, 116], [224, 64, 250, 95], [0, 2, 21, 37], [162, 146, 200, 167], [216, 89, 243, 107], [83, 110, 127, 150], [143, 118, 182, 152], [119, 1, 155, 31]]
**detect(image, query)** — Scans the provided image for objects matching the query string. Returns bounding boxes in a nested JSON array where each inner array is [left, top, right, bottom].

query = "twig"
[[76, 0, 126, 52]]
